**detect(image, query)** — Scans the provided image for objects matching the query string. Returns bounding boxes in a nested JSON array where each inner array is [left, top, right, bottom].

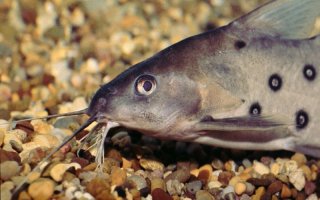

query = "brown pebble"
[[111, 167, 127, 186], [28, 178, 55, 200], [15, 121, 34, 136], [106, 148, 123, 163], [218, 171, 234, 186], [71, 157, 89, 168], [280, 184, 292, 198], [247, 177, 272, 187], [304, 181, 316, 195], [198, 164, 212, 184], [267, 180, 282, 194], [0, 148, 21, 164], [152, 188, 173, 200], [165, 169, 190, 183], [296, 192, 306, 200], [86, 178, 112, 198], [140, 158, 164, 171]]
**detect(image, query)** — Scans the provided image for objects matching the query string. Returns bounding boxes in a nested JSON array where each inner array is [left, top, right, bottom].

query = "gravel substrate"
[[1, 0, 320, 200]]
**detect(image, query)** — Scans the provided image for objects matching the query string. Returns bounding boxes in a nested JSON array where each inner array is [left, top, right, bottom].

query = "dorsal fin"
[[230, 0, 320, 39]]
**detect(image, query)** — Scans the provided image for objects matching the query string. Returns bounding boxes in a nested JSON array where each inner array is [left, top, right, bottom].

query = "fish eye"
[[135, 75, 157, 96]]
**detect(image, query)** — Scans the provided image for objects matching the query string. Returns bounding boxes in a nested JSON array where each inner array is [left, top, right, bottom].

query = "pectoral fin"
[[194, 115, 292, 143]]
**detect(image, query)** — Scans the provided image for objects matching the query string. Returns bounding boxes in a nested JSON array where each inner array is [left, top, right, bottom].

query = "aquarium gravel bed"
[[0, 0, 320, 199]]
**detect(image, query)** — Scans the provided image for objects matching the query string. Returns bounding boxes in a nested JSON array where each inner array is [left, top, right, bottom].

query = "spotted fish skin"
[[88, 0, 320, 157]]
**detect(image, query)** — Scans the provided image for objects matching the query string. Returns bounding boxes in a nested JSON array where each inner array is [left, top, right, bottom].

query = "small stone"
[[211, 158, 224, 170], [151, 188, 173, 200], [151, 178, 165, 191], [18, 191, 32, 200], [0, 161, 20, 180], [267, 180, 282, 194], [300, 165, 312, 181], [165, 169, 190, 183], [244, 182, 255, 195], [71, 157, 89, 168], [186, 180, 202, 194], [198, 164, 213, 184], [253, 161, 270, 175], [50, 162, 81, 182], [218, 171, 233, 186], [140, 158, 164, 171], [247, 177, 272, 187], [127, 175, 147, 190], [291, 153, 307, 167], [280, 184, 292, 198], [289, 169, 305, 191], [304, 181, 316, 195], [10, 140, 23, 153], [270, 163, 280, 175], [196, 190, 214, 200], [242, 159, 252, 168], [252, 186, 265, 200], [208, 180, 222, 189], [166, 179, 184, 195], [28, 178, 55, 200], [235, 182, 246, 195], [111, 167, 127, 186], [240, 194, 251, 200], [86, 178, 113, 199], [296, 192, 306, 200], [306, 194, 318, 200], [0, 148, 21, 163]]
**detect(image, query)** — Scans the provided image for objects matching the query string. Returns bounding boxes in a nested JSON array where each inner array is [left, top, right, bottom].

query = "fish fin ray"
[[195, 115, 291, 132], [230, 0, 320, 39]]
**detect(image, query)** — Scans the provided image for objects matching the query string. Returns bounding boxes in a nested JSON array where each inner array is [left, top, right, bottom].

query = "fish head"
[[87, 46, 204, 136]]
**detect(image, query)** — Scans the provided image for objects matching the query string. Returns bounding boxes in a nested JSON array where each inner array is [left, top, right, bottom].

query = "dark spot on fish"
[[200, 115, 214, 122], [234, 40, 246, 49], [249, 102, 262, 115], [268, 74, 282, 91], [303, 64, 316, 81], [296, 110, 309, 129]]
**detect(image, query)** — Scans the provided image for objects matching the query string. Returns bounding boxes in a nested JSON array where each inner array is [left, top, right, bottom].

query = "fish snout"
[[87, 85, 117, 117]]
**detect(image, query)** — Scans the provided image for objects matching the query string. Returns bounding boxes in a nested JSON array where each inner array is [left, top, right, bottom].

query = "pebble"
[[111, 167, 127, 186], [151, 188, 173, 200], [253, 161, 270, 175], [0, 161, 20, 180], [198, 164, 213, 184], [235, 182, 246, 195], [127, 175, 147, 190], [0, 148, 21, 163], [244, 182, 255, 195], [304, 181, 316, 195], [28, 178, 55, 200], [252, 186, 265, 200], [166, 179, 184, 195], [267, 180, 282, 194], [10, 139, 23, 152], [218, 171, 233, 186], [50, 162, 81, 182], [289, 168, 306, 191], [165, 169, 190, 183], [270, 163, 280, 175], [140, 158, 165, 171], [151, 178, 165, 191], [280, 184, 292, 198], [186, 180, 203, 194], [196, 190, 214, 200], [211, 158, 224, 170], [291, 153, 307, 167], [208, 180, 222, 189]]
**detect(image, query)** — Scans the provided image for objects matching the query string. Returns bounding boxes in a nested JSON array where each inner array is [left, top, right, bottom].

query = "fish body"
[[88, 0, 320, 157]]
